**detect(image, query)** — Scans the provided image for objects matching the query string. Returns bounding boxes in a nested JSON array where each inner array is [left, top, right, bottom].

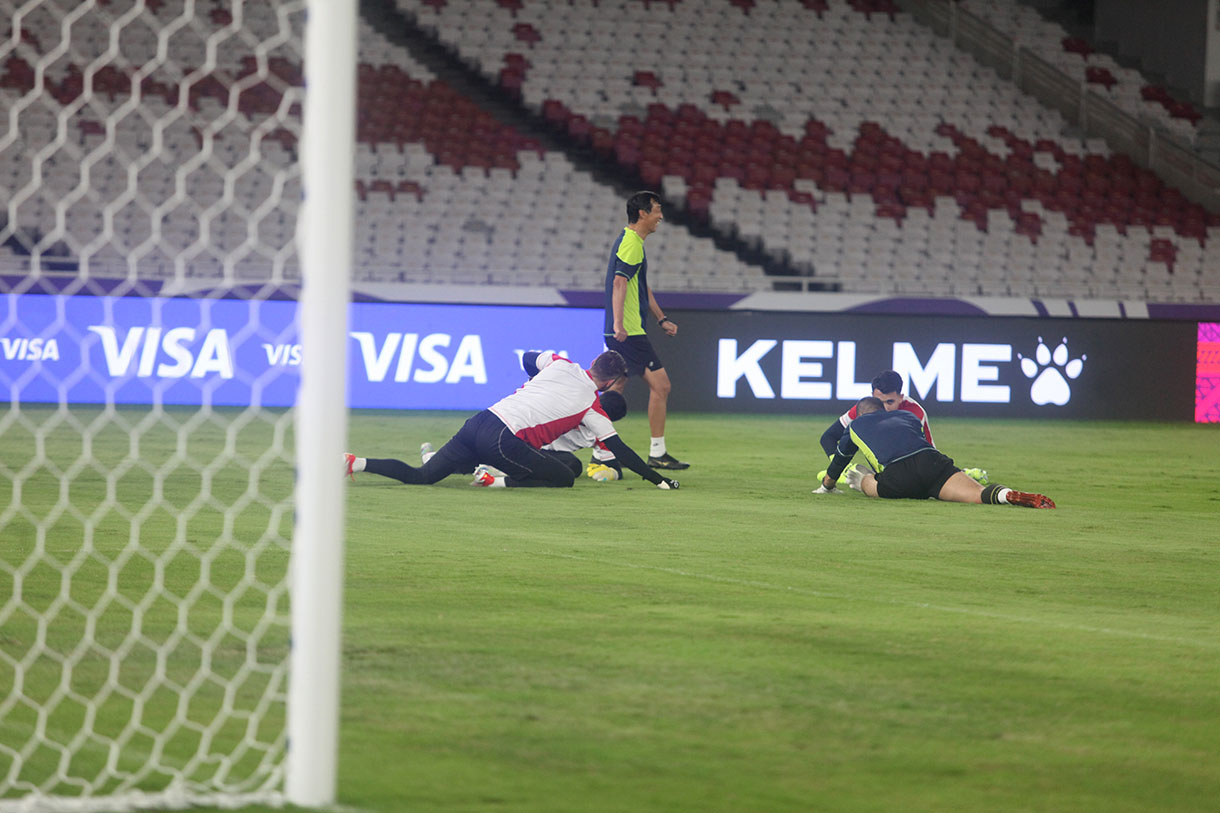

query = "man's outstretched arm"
[[601, 435, 678, 489]]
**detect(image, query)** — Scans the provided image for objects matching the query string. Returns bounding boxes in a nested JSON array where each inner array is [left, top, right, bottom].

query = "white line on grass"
[[528, 550, 1220, 652]]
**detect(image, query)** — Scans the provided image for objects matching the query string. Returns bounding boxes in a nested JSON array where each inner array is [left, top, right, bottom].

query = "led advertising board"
[[1, 294, 604, 410], [1, 294, 1208, 421], [647, 310, 1199, 420]]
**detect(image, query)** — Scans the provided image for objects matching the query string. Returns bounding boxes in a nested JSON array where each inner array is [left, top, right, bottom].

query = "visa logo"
[[263, 343, 302, 366], [349, 332, 487, 384], [86, 326, 235, 379], [1, 337, 60, 361]]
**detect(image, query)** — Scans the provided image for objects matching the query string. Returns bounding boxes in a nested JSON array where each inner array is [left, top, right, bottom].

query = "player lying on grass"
[[814, 396, 1054, 508], [818, 370, 989, 486], [422, 390, 630, 486], [344, 350, 679, 489]]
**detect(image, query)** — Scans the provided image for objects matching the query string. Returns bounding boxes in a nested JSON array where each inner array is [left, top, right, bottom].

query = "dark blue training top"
[[826, 409, 935, 481]]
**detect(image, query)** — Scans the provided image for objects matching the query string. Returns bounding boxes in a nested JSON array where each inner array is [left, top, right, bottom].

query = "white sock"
[[998, 488, 1014, 504], [491, 476, 506, 488], [350, 456, 366, 472], [650, 437, 666, 457], [422, 450, 435, 464]]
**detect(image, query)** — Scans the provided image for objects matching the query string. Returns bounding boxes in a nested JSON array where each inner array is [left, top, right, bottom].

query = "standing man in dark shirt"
[[816, 397, 1054, 508], [596, 190, 689, 472]]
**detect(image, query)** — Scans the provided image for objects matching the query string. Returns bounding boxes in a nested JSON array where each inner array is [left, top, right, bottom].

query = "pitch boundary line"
[[527, 549, 1220, 651]]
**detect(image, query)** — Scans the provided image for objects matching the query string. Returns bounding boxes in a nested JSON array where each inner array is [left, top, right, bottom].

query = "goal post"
[[287, 0, 355, 806], [0, 0, 354, 809]]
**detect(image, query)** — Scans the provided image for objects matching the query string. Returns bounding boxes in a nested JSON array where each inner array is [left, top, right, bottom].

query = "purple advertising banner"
[[2, 293, 1209, 420], [1, 294, 605, 410]]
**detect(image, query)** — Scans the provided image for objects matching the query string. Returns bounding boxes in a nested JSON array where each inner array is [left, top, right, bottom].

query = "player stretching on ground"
[[815, 396, 1054, 508], [817, 370, 988, 486], [597, 190, 689, 473], [344, 350, 679, 490], [424, 390, 630, 485]]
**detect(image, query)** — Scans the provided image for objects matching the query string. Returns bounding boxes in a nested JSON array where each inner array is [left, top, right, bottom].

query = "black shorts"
[[604, 334, 663, 377], [874, 449, 960, 500]]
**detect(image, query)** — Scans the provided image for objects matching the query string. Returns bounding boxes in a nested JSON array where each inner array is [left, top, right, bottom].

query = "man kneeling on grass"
[[344, 350, 679, 490], [813, 396, 1054, 508]]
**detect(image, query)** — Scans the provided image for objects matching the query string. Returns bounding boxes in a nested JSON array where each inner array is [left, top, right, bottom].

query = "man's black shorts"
[[604, 334, 663, 377], [874, 449, 960, 500]]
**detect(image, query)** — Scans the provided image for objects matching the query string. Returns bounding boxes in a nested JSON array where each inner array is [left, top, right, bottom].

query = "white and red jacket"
[[488, 352, 617, 449], [546, 423, 609, 454]]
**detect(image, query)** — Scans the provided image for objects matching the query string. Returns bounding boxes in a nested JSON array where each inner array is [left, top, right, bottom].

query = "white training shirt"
[[488, 352, 617, 449]]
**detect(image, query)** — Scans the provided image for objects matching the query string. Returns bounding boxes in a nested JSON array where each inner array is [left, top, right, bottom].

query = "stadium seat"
[[6, 0, 1217, 302]]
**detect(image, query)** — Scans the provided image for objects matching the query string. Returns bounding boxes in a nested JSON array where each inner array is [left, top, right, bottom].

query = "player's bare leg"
[[641, 366, 688, 469], [937, 471, 986, 503], [641, 366, 671, 438], [940, 472, 1055, 508]]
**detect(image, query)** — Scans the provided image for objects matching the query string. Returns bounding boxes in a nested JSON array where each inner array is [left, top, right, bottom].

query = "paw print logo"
[[1019, 337, 1086, 406]]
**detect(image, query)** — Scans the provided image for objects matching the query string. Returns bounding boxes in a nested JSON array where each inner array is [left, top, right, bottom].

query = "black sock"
[[981, 483, 1007, 504]]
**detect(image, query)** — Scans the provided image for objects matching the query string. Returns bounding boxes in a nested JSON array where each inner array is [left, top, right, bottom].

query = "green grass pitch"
[[3, 407, 1219, 811]]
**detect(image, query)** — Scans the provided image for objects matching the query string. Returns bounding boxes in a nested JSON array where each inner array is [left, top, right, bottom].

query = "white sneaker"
[[420, 442, 434, 464], [474, 463, 506, 478], [843, 465, 868, 492], [811, 484, 842, 494]]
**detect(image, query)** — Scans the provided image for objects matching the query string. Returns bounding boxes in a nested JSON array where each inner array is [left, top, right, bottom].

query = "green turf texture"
[[3, 408, 1219, 811]]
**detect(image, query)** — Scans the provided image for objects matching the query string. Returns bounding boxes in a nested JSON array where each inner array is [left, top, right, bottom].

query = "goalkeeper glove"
[[587, 463, 621, 481]]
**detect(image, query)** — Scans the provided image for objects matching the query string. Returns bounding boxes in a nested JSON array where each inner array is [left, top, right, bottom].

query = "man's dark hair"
[[871, 370, 903, 395], [626, 191, 661, 224], [597, 390, 627, 421], [590, 349, 627, 384], [856, 396, 884, 416]]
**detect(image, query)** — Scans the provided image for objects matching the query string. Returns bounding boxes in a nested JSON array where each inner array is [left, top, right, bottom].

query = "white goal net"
[[1, 1, 351, 809]]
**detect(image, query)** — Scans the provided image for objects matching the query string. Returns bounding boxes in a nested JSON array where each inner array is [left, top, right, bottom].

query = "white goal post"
[[0, 0, 353, 809], [288, 0, 354, 807]]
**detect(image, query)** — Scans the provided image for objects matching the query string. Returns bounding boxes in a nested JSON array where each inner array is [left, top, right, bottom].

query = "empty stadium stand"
[[351, 20, 769, 291], [956, 0, 1204, 144], [3, 0, 1219, 304], [1, 0, 767, 296], [396, 0, 1220, 303], [1, 1, 305, 287]]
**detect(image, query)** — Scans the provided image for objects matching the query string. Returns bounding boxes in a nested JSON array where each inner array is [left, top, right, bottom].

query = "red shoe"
[[343, 453, 357, 481], [1007, 490, 1055, 509], [471, 468, 496, 487]]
